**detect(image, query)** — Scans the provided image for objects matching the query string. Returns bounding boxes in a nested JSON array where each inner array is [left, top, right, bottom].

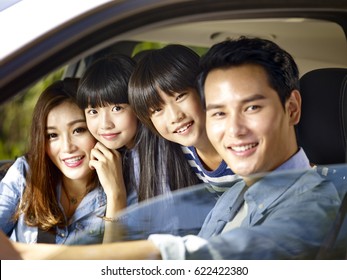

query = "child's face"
[[149, 88, 206, 147], [85, 103, 138, 150]]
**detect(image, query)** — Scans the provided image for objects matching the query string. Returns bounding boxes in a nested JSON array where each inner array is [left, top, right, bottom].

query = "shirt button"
[[60, 233, 65, 237], [258, 203, 264, 209]]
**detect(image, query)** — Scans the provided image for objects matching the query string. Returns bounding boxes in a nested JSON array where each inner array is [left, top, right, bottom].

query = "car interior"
[[297, 67, 347, 258], [66, 45, 347, 258], [0, 0, 347, 259]]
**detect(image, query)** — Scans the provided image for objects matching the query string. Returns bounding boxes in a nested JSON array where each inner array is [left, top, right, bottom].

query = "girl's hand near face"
[[89, 142, 127, 213]]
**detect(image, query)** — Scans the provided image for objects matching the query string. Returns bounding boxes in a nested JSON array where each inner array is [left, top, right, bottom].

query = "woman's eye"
[[47, 133, 57, 140], [73, 127, 87, 134]]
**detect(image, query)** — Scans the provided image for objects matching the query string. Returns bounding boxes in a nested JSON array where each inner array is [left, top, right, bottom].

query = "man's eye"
[[211, 112, 225, 117], [246, 105, 261, 111]]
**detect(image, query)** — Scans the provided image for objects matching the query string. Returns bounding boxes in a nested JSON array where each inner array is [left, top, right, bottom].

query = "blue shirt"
[[149, 149, 341, 259], [0, 156, 107, 244]]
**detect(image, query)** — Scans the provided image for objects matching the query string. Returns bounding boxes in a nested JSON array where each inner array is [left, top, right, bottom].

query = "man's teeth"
[[64, 156, 83, 163], [232, 143, 257, 152]]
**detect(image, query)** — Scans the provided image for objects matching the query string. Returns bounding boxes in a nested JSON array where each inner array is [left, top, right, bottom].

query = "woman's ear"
[[286, 90, 301, 125]]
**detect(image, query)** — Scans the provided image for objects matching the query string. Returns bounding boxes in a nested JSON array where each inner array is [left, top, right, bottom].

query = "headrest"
[[297, 68, 347, 165]]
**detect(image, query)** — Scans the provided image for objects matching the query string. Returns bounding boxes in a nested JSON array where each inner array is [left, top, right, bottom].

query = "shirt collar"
[[275, 147, 311, 172], [245, 148, 312, 211]]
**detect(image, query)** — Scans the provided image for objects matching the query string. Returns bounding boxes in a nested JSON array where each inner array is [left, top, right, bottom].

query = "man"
[[14, 37, 340, 259]]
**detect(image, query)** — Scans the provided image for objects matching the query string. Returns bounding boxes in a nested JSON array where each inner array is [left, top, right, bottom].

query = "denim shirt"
[[0, 156, 107, 245], [149, 148, 341, 259]]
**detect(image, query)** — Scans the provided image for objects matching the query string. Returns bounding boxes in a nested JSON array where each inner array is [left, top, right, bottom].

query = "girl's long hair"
[[14, 78, 97, 230], [134, 125, 200, 201], [129, 45, 203, 199]]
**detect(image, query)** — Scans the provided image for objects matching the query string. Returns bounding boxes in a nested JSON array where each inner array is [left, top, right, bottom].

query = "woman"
[[0, 78, 107, 244]]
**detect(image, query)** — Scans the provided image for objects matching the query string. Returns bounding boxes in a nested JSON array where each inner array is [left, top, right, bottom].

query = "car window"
[[75, 166, 347, 259], [0, 0, 346, 264]]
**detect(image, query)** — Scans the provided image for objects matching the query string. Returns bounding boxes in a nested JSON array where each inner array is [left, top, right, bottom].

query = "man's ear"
[[286, 90, 301, 125]]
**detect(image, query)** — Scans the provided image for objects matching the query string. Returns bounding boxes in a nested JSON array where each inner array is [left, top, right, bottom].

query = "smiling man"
[[13, 37, 341, 260], [203, 51, 300, 185], [148, 37, 340, 259]]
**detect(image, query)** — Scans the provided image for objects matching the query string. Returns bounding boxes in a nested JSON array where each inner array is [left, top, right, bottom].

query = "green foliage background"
[[0, 68, 65, 160]]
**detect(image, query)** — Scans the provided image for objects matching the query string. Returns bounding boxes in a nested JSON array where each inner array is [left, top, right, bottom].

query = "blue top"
[[149, 149, 341, 259], [0, 156, 107, 244], [181, 146, 239, 194]]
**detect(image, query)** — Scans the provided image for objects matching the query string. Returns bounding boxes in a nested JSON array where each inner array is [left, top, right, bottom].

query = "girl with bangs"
[[128, 45, 237, 193]]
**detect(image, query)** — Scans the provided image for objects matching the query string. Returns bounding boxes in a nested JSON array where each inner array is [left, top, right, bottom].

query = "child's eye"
[[176, 92, 187, 101], [112, 105, 123, 112], [87, 108, 98, 115], [150, 107, 162, 115]]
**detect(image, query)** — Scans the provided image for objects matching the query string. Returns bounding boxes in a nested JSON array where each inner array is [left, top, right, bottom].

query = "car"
[[1, 0, 347, 103], [0, 0, 346, 260]]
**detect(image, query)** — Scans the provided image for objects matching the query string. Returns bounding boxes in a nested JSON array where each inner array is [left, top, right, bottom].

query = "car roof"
[[1, 0, 346, 104], [0, 0, 112, 60]]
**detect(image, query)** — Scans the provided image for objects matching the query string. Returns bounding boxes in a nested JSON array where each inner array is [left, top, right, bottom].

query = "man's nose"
[[226, 113, 247, 137]]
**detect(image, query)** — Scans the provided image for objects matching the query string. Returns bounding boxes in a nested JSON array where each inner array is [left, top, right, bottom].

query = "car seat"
[[297, 68, 347, 259], [297, 68, 347, 165]]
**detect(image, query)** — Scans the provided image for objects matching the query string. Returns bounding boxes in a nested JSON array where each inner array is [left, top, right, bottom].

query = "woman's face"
[[46, 101, 96, 181], [84, 103, 138, 150]]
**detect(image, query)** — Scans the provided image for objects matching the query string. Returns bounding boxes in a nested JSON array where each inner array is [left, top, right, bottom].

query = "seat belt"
[[37, 228, 56, 244]]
